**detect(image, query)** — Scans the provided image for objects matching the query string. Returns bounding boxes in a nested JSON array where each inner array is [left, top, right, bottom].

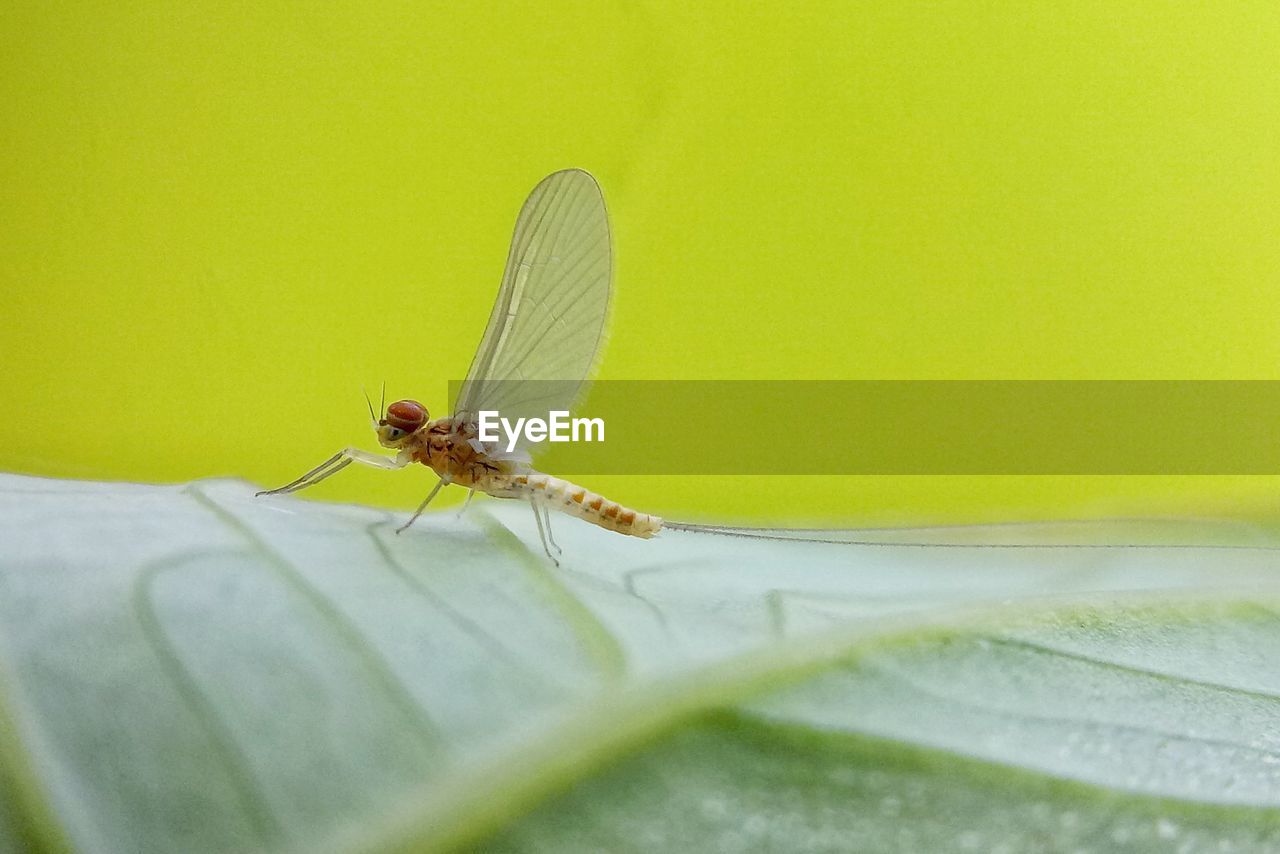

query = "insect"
[[258, 169, 661, 562]]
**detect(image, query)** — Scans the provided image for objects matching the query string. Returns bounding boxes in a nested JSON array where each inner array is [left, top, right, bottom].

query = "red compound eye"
[[386, 400, 428, 432]]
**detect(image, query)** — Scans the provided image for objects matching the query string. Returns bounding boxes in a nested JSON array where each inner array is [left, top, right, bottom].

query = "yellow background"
[[4, 2, 1280, 526]]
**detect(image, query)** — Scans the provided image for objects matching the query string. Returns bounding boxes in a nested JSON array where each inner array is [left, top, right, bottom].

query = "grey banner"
[[446, 381, 1280, 474]]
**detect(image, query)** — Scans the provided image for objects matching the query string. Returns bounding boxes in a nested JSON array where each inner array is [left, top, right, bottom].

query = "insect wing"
[[455, 170, 612, 440]]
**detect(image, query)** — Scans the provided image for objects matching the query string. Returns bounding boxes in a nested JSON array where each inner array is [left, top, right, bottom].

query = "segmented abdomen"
[[486, 471, 662, 538]]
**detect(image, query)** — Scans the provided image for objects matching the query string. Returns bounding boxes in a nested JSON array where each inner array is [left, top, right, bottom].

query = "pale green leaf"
[[1, 474, 1278, 852]]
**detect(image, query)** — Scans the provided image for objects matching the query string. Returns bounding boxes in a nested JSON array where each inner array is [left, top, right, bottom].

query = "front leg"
[[257, 448, 408, 496]]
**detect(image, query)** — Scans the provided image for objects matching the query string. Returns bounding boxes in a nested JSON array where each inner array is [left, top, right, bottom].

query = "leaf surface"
[[0, 474, 1278, 852]]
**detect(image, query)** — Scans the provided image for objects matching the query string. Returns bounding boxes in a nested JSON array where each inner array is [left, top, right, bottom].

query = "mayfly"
[[258, 169, 661, 560]]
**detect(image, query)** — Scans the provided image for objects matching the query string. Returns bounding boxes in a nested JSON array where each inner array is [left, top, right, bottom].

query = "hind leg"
[[539, 504, 562, 555], [530, 498, 560, 566]]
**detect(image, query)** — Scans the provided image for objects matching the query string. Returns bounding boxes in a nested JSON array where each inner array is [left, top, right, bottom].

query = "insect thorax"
[[412, 416, 512, 487]]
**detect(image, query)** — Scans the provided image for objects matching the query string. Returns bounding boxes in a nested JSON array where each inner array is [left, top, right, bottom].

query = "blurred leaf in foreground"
[[0, 474, 1277, 852]]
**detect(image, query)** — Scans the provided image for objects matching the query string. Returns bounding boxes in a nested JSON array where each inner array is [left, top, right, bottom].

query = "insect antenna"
[[362, 385, 378, 427], [380, 381, 386, 420]]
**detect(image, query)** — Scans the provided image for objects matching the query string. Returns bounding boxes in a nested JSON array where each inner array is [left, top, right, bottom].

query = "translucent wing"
[[455, 169, 611, 428]]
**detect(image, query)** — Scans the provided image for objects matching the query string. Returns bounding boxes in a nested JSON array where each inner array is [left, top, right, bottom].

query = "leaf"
[[0, 473, 1278, 853]]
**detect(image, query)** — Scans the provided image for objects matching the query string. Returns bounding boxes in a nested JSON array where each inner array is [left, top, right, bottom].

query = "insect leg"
[[396, 478, 449, 534], [539, 504, 562, 555], [257, 448, 406, 496], [455, 489, 476, 520], [530, 497, 559, 566], [343, 448, 410, 469]]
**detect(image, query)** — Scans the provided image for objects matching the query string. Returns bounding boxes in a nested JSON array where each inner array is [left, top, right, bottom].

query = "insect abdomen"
[[515, 473, 662, 538]]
